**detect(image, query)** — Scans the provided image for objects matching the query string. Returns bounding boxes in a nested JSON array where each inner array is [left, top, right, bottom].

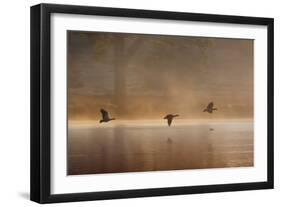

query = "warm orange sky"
[[67, 31, 253, 120]]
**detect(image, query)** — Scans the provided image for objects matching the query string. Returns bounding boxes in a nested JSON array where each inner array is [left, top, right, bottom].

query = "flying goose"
[[99, 109, 115, 123], [164, 114, 179, 126], [203, 102, 217, 114]]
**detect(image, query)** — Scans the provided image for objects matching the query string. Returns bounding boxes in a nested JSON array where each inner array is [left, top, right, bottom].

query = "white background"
[[0, 0, 279, 206]]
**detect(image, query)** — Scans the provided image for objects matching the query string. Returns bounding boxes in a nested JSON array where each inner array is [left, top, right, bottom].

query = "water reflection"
[[68, 120, 253, 175]]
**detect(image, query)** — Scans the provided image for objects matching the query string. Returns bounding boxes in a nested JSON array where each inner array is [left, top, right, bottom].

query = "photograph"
[[67, 31, 254, 175], [30, 3, 273, 203]]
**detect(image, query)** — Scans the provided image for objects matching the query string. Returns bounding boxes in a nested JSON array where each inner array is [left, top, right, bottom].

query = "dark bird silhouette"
[[99, 109, 115, 123], [203, 102, 218, 114], [164, 114, 179, 126]]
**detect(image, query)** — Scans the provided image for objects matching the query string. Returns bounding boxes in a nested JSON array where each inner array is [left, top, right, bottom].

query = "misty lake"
[[67, 119, 253, 175]]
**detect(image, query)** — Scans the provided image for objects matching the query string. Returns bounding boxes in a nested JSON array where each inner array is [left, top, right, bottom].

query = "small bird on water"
[[99, 109, 115, 123], [164, 114, 179, 126], [203, 102, 218, 114]]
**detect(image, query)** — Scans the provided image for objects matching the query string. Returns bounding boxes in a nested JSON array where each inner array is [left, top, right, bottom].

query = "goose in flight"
[[99, 109, 115, 123], [203, 102, 217, 114], [164, 114, 179, 126]]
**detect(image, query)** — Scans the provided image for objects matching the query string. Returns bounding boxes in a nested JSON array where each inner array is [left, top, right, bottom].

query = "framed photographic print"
[[30, 3, 274, 203]]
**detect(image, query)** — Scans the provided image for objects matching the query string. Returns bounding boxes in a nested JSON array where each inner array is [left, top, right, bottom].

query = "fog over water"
[[68, 31, 253, 120]]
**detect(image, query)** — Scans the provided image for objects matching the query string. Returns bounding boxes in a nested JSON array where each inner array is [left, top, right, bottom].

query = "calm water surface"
[[68, 120, 253, 175]]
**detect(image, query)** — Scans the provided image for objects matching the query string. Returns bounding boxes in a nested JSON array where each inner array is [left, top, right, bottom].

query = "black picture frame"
[[30, 3, 274, 204]]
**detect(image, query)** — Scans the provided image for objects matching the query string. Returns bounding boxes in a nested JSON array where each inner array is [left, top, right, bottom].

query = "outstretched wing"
[[207, 102, 214, 110], [167, 117, 172, 126], [164, 114, 171, 119], [100, 108, 109, 120]]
